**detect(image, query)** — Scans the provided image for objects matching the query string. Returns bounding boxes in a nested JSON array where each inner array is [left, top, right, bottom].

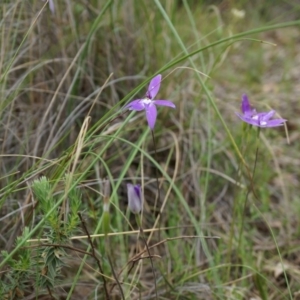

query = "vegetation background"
[[0, 0, 300, 299]]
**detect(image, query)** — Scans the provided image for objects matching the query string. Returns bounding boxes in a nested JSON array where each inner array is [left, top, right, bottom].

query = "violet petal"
[[236, 112, 259, 127], [153, 100, 176, 108], [125, 99, 144, 111], [261, 110, 275, 121], [147, 75, 161, 99], [127, 184, 142, 214], [241, 94, 252, 114], [146, 104, 157, 130], [49, 0, 55, 13], [263, 119, 287, 127]]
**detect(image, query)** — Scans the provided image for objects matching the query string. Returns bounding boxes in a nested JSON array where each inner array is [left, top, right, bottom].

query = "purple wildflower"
[[125, 74, 176, 130], [127, 184, 142, 214], [236, 94, 286, 128]]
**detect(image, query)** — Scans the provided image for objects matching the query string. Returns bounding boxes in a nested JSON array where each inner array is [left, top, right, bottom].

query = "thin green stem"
[[151, 130, 162, 240], [135, 214, 158, 300], [238, 129, 260, 249], [78, 213, 110, 300]]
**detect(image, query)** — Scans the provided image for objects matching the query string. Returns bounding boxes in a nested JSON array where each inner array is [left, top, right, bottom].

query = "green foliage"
[[32, 175, 81, 242], [30, 175, 82, 293], [32, 176, 57, 228], [37, 245, 66, 290], [0, 228, 32, 298], [1, 176, 82, 297]]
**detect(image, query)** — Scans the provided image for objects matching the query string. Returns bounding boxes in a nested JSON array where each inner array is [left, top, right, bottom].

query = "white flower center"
[[252, 115, 259, 120], [260, 121, 267, 126], [141, 98, 153, 107]]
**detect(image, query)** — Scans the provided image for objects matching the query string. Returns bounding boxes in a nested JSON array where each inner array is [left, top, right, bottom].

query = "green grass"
[[1, 1, 300, 299]]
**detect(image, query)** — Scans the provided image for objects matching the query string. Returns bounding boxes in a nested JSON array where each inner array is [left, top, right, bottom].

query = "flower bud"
[[127, 184, 142, 214]]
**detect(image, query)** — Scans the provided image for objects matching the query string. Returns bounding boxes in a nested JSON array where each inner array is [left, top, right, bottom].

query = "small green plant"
[[1, 176, 82, 298], [32, 175, 81, 294], [1, 228, 32, 299]]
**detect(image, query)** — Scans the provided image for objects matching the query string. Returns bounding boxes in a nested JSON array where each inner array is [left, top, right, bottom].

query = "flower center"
[[260, 120, 267, 126], [141, 98, 152, 107]]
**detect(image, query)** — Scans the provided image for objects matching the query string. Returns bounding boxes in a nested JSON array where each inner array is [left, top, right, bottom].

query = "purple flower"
[[125, 74, 176, 130], [236, 94, 287, 128], [127, 184, 142, 214]]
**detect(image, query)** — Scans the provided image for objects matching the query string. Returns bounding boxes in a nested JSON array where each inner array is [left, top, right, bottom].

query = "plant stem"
[[135, 214, 158, 300], [78, 213, 110, 300]]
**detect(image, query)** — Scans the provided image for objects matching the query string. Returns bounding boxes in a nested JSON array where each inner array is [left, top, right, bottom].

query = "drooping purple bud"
[[48, 0, 55, 14], [42, 0, 55, 14], [127, 184, 142, 214]]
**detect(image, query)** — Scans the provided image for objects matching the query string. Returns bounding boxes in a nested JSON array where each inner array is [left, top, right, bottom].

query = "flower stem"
[[78, 213, 110, 299], [135, 214, 158, 300], [237, 127, 260, 253], [151, 130, 162, 240], [102, 179, 125, 300]]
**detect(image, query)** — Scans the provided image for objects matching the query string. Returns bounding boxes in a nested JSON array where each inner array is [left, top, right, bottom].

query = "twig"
[[106, 251, 125, 300], [46, 286, 55, 299], [27, 225, 199, 243], [78, 213, 110, 300], [139, 226, 158, 300]]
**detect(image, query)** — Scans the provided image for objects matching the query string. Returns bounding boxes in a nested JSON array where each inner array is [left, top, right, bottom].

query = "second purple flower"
[[236, 94, 287, 128], [125, 74, 176, 130]]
